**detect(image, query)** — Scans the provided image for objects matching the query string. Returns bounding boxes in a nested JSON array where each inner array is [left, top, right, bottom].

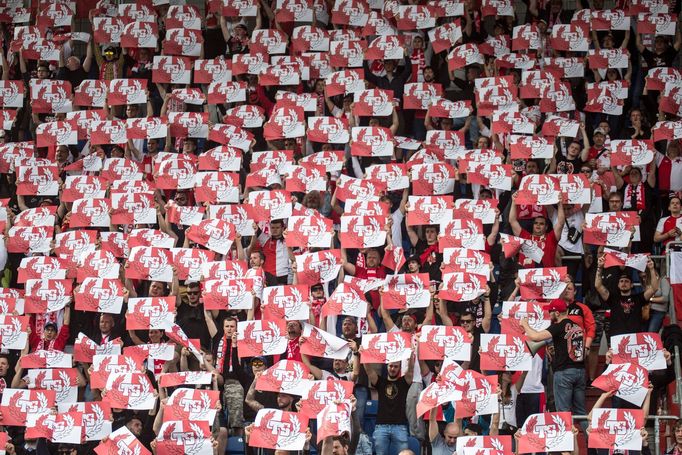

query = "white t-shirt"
[[554, 208, 585, 255], [498, 386, 519, 428], [520, 354, 544, 394]]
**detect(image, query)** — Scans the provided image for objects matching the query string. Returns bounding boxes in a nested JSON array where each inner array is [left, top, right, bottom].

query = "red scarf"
[[624, 183, 645, 211], [216, 333, 230, 371], [419, 243, 439, 265], [410, 49, 426, 83], [286, 337, 301, 361]]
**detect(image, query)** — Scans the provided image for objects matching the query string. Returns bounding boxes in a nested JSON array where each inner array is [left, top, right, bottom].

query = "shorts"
[[223, 379, 245, 429]]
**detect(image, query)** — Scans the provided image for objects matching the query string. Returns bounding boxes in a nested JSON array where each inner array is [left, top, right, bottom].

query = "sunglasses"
[[252, 361, 264, 367], [460, 319, 473, 324], [187, 291, 200, 296]]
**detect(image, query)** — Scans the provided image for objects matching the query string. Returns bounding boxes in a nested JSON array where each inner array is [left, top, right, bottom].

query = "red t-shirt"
[[519, 230, 558, 267]]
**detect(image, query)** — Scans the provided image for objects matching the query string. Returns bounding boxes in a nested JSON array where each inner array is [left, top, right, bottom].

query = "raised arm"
[[481, 290, 492, 333], [509, 192, 523, 236], [378, 300, 396, 331], [83, 38, 94, 73], [300, 347, 324, 380], [362, 361, 379, 387], [341, 247, 356, 276], [487, 208, 501, 246], [553, 202, 566, 240], [403, 352, 415, 385], [635, 31, 645, 54], [579, 124, 590, 162], [643, 259, 660, 300], [436, 296, 454, 326], [611, 166, 624, 189], [429, 408, 441, 443], [204, 310, 218, 338], [594, 255, 610, 301]]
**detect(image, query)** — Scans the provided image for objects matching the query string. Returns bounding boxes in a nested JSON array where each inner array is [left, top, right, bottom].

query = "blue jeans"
[[373, 424, 408, 455], [648, 310, 666, 333], [553, 368, 587, 429], [354, 384, 369, 427]]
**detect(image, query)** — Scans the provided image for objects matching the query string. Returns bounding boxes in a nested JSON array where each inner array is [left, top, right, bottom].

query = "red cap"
[[547, 299, 567, 313]]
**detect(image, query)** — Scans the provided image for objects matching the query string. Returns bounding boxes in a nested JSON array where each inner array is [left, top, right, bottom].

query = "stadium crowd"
[[1, 0, 682, 454]]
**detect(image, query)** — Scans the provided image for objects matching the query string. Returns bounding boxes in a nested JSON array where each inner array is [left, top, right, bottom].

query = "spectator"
[[509, 193, 566, 268], [2, 3, 681, 454], [595, 256, 660, 336], [521, 299, 586, 418], [249, 219, 289, 285], [363, 354, 415, 455], [655, 195, 682, 248]]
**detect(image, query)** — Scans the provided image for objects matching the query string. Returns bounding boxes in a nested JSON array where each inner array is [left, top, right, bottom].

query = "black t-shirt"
[[556, 155, 584, 174], [56, 65, 88, 88], [375, 375, 410, 425], [547, 319, 585, 371], [607, 292, 647, 336], [414, 239, 442, 282], [176, 302, 211, 348], [642, 47, 677, 69]]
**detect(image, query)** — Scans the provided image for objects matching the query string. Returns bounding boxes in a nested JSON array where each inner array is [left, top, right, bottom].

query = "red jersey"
[[519, 230, 558, 267]]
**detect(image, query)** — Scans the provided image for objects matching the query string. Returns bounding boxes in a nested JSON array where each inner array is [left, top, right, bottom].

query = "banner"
[[418, 325, 471, 361], [518, 412, 574, 454]]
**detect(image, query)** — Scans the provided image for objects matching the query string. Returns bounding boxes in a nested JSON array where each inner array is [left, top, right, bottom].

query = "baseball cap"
[[593, 127, 606, 136], [547, 299, 567, 313], [44, 322, 58, 331]]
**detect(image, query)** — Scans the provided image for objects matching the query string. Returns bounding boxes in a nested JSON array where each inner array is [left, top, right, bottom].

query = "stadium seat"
[[226, 436, 245, 455], [365, 400, 378, 417]]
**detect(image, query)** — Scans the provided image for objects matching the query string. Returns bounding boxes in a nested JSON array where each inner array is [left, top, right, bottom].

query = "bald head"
[[398, 451, 416, 455], [444, 422, 459, 445]]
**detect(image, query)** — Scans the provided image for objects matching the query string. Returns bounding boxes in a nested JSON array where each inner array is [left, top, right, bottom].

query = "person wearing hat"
[[509, 192, 566, 268], [28, 305, 70, 352], [309, 283, 326, 326], [521, 298, 586, 418], [404, 255, 421, 274], [595, 255, 659, 337], [613, 160, 657, 253]]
